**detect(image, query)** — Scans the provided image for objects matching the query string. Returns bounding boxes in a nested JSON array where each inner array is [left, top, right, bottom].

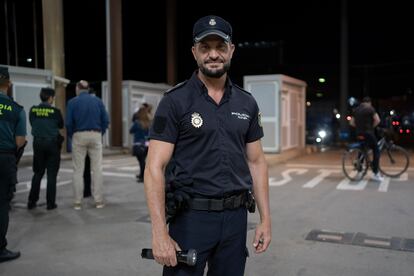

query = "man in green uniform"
[[0, 66, 26, 262], [27, 88, 64, 210]]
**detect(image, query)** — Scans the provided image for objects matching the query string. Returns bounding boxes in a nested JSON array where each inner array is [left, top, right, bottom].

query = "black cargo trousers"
[[0, 154, 17, 250], [28, 138, 61, 207]]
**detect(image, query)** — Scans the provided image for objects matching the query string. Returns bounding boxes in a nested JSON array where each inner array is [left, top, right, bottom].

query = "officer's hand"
[[7, 191, 14, 202], [253, 222, 271, 254], [7, 185, 16, 202], [152, 233, 181, 267]]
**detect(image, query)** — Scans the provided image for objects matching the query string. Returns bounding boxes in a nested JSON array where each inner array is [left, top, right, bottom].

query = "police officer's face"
[[192, 36, 235, 78]]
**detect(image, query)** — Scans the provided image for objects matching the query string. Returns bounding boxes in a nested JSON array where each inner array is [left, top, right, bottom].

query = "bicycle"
[[342, 128, 410, 181]]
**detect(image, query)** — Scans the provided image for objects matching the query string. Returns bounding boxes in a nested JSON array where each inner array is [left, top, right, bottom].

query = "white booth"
[[102, 80, 171, 148], [4, 65, 61, 155], [244, 74, 306, 153]]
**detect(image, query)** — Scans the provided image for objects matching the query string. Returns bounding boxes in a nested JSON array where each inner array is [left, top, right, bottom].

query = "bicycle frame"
[[343, 128, 410, 180]]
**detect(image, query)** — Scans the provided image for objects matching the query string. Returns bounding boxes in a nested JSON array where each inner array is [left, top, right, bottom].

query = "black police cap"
[[193, 15, 232, 43], [0, 66, 10, 80]]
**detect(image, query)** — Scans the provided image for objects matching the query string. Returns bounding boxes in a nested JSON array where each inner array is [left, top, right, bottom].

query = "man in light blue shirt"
[[65, 80, 109, 210]]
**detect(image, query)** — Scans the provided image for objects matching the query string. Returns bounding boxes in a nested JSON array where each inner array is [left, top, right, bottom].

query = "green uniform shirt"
[[30, 102, 64, 138], [0, 92, 26, 151]]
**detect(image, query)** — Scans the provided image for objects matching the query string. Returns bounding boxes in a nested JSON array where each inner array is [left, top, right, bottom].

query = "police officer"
[[0, 66, 26, 262], [27, 88, 64, 210], [144, 16, 271, 275]]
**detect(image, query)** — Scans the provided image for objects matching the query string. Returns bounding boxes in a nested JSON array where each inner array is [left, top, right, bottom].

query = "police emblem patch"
[[191, 112, 203, 128], [258, 112, 262, 127], [209, 19, 216, 26]]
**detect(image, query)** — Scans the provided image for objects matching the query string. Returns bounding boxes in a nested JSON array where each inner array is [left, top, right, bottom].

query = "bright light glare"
[[316, 137, 322, 143], [306, 101, 311, 107], [318, 78, 326, 83], [26, 58, 32, 62], [318, 130, 327, 138], [390, 110, 395, 116], [335, 114, 341, 119]]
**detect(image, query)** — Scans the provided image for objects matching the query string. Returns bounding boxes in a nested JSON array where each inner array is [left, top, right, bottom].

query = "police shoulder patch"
[[258, 112, 262, 127], [164, 80, 188, 95], [233, 84, 251, 95], [12, 99, 23, 110]]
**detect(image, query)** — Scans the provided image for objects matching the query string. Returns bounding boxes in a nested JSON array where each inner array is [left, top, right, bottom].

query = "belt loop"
[[208, 199, 212, 211]]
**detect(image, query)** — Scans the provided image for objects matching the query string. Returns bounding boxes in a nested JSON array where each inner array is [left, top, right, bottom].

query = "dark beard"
[[199, 61, 231, 78]]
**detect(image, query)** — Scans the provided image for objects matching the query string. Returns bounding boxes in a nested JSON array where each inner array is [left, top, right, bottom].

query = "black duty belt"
[[189, 192, 247, 211]]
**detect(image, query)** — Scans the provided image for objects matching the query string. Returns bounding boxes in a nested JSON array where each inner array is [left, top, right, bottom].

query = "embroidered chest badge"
[[191, 112, 203, 128]]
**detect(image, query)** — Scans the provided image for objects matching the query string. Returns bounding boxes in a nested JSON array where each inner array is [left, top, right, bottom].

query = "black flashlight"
[[141, 248, 197, 266]]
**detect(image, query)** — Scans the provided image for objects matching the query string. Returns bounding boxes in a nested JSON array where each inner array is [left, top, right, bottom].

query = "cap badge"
[[209, 19, 216, 26], [191, 112, 203, 128]]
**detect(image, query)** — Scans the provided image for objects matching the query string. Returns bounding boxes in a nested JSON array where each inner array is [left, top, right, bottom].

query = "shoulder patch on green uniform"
[[14, 102, 23, 109], [7, 96, 23, 109], [233, 84, 251, 95], [164, 80, 188, 95]]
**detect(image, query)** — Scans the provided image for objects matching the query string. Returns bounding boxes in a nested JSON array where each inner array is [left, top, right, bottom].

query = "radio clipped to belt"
[[246, 190, 256, 213], [165, 179, 193, 224]]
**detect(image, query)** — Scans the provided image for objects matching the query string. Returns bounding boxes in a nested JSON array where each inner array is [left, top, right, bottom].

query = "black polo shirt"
[[0, 92, 26, 151], [30, 102, 64, 139], [353, 103, 376, 135], [149, 72, 263, 197]]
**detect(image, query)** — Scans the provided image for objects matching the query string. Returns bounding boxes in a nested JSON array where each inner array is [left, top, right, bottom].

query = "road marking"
[[394, 172, 408, 181], [336, 178, 368, 191], [117, 166, 139, 171], [16, 179, 72, 194], [378, 177, 390, 192], [101, 171, 136, 178], [269, 168, 307, 186], [59, 168, 135, 178], [287, 164, 341, 169], [287, 163, 414, 172], [303, 169, 341, 188]]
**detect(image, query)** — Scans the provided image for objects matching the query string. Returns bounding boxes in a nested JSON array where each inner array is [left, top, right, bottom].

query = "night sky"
[[2, 0, 414, 103]]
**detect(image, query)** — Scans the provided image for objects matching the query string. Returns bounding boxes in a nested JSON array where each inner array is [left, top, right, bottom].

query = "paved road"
[[2, 149, 414, 276]]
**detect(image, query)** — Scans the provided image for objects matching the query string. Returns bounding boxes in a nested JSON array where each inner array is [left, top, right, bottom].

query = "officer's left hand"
[[7, 185, 16, 202], [253, 222, 271, 253]]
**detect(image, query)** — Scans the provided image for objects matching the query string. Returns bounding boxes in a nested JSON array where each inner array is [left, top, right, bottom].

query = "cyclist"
[[350, 96, 384, 182]]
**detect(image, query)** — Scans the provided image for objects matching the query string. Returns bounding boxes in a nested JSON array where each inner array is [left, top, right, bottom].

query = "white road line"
[[287, 163, 414, 172], [59, 168, 135, 178], [303, 169, 341, 188], [117, 166, 139, 171], [269, 168, 307, 186], [378, 177, 390, 192], [101, 171, 135, 178], [336, 178, 368, 191], [16, 180, 72, 194], [394, 172, 408, 181], [287, 164, 341, 169]]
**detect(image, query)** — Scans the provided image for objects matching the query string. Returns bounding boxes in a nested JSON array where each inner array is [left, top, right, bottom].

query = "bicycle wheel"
[[379, 144, 410, 177], [342, 148, 369, 181]]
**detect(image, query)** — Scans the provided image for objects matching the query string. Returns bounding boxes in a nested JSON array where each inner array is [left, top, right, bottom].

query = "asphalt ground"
[[1, 147, 414, 276]]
